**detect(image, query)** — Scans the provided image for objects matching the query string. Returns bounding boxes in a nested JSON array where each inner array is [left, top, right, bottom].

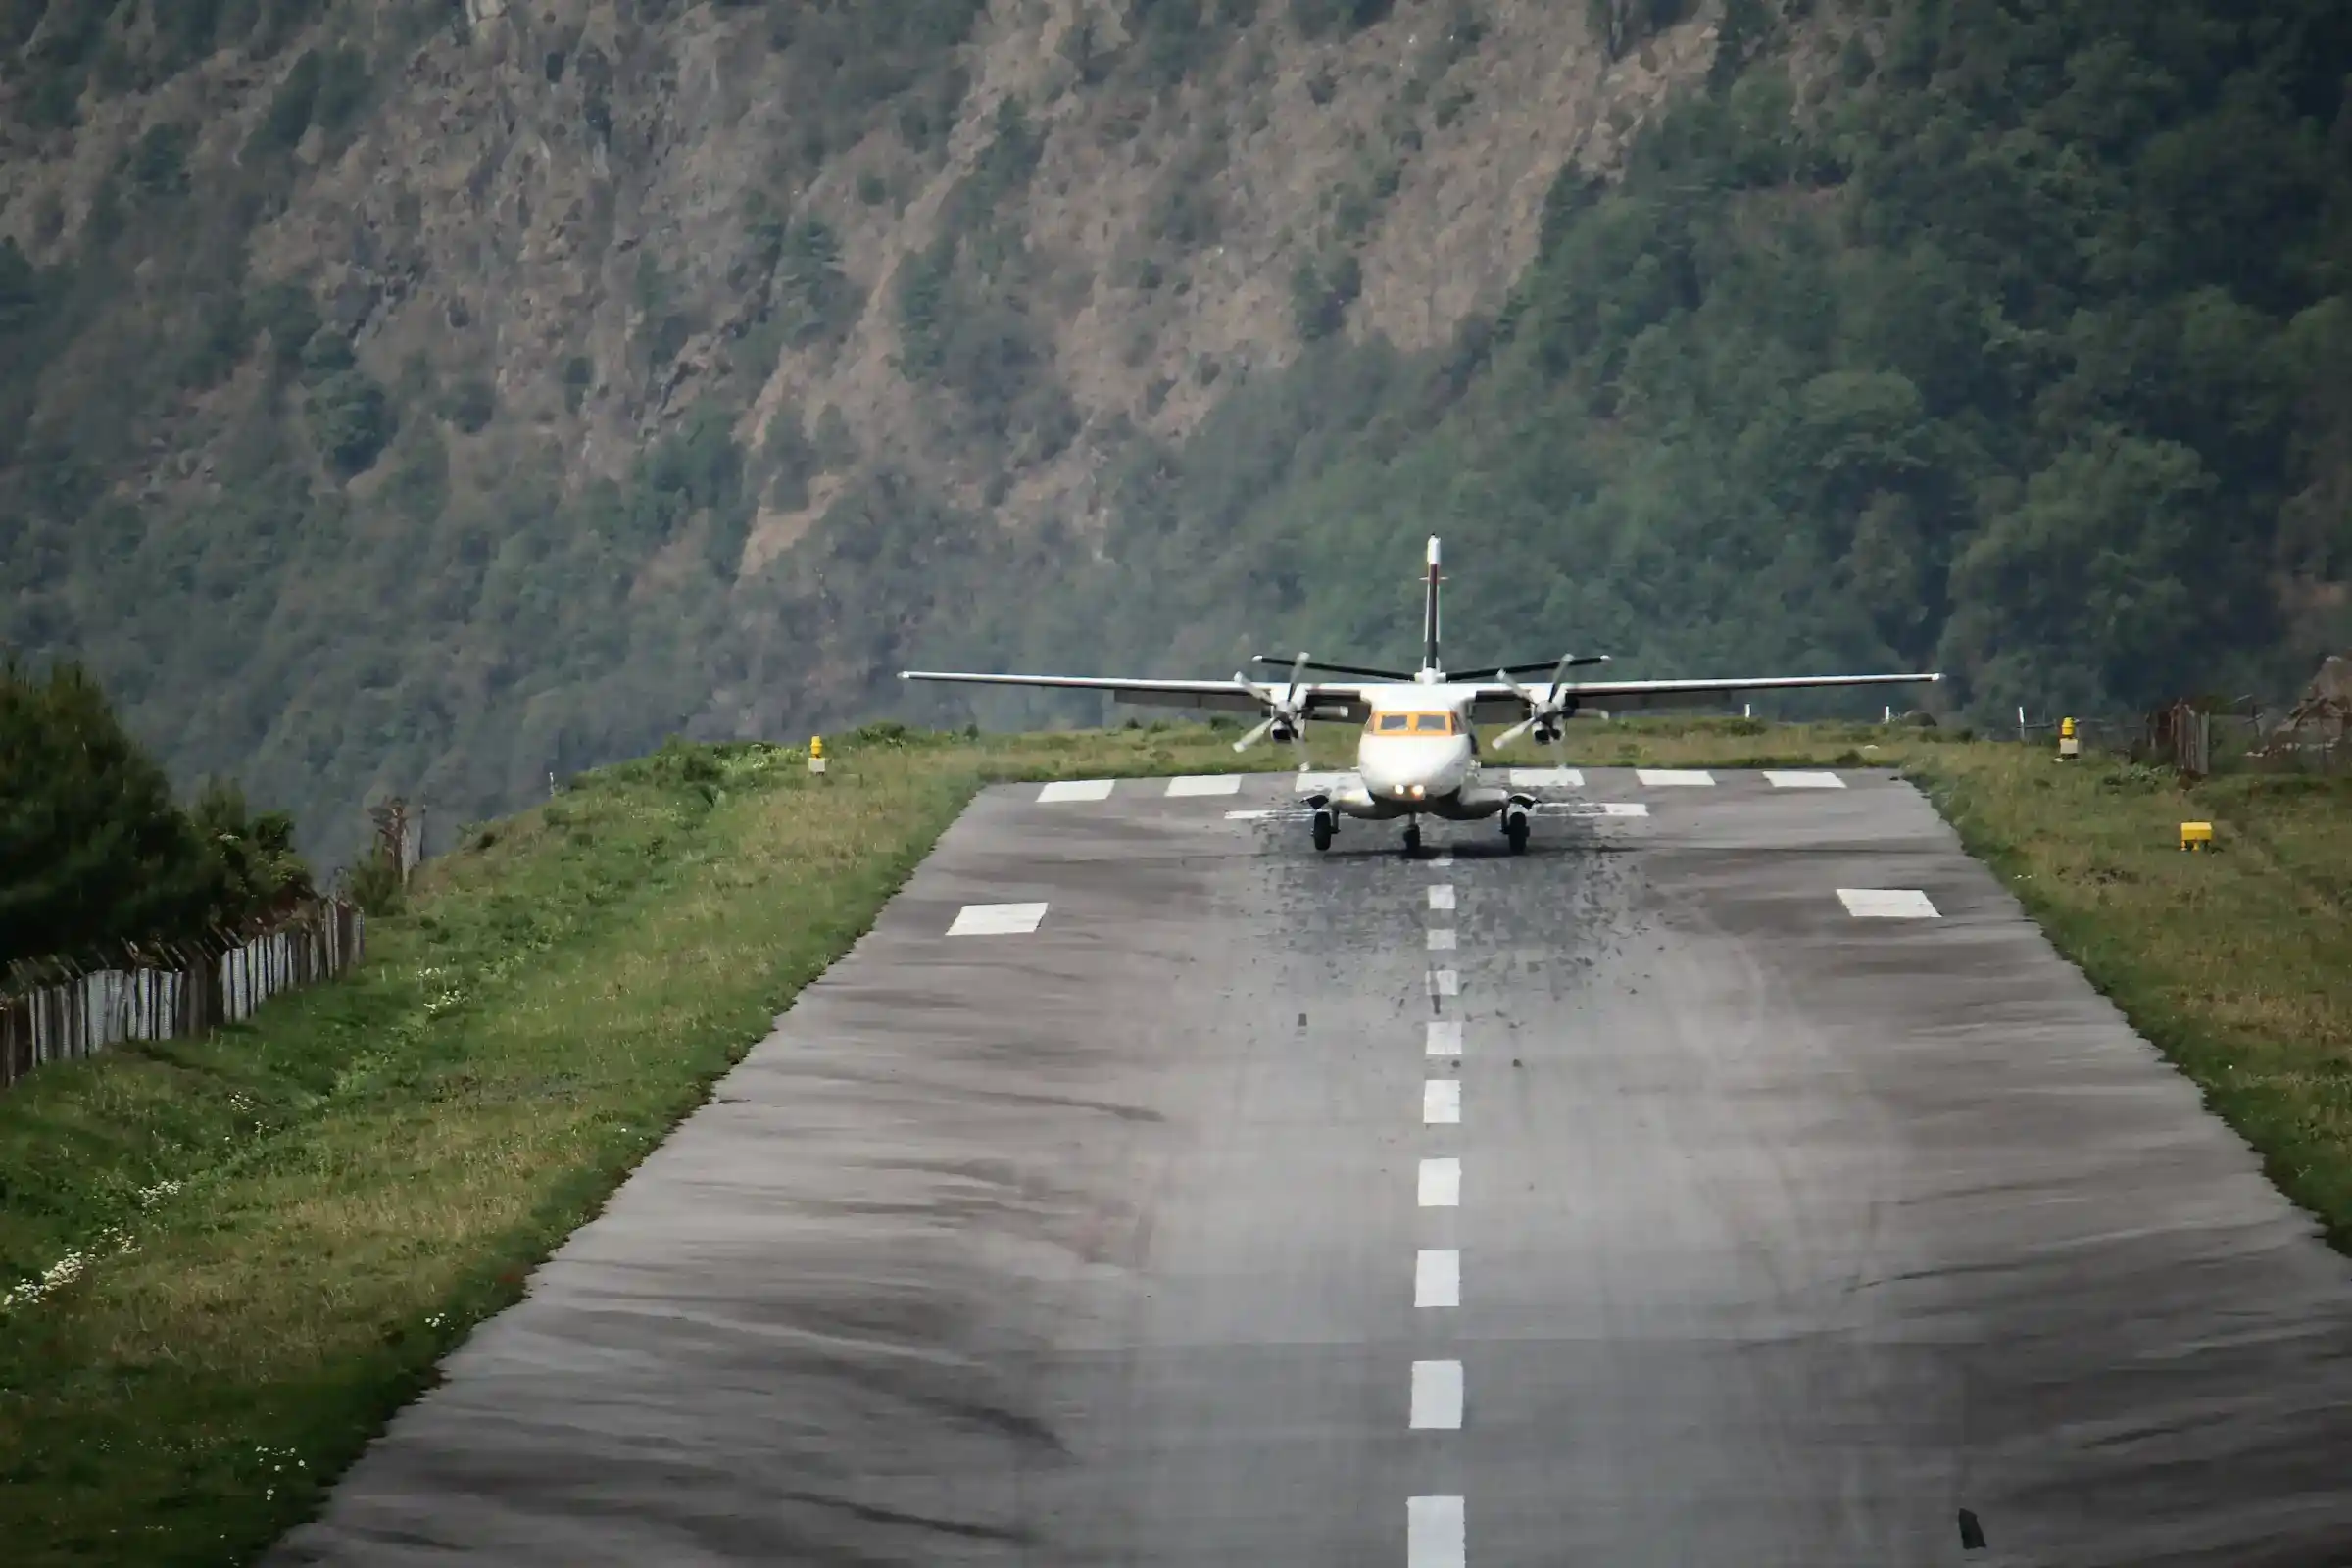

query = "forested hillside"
[[1, 0, 2347, 855]]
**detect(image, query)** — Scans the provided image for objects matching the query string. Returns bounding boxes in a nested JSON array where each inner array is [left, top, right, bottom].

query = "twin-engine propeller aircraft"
[[900, 537, 1940, 855]]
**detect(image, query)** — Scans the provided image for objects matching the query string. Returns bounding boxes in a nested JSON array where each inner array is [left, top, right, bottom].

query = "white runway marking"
[[1428, 968, 1458, 997], [1223, 808, 1279, 820], [1594, 802, 1650, 817], [1427, 885, 1455, 910], [1037, 779, 1115, 803], [1838, 887, 1941, 919], [1432, 852, 1454, 867], [1423, 1078, 1461, 1124], [1408, 1496, 1466, 1568], [1766, 769, 1847, 789], [1165, 774, 1242, 797], [1418, 1157, 1461, 1207], [1426, 1021, 1462, 1057], [1416, 1249, 1461, 1308], [1507, 766, 1584, 787], [946, 903, 1050, 936], [1293, 771, 1358, 793], [1410, 1359, 1464, 1429], [1427, 929, 1457, 952], [1636, 768, 1716, 787]]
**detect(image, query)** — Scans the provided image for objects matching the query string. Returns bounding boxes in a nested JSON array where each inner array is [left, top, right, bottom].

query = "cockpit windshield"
[[1369, 711, 1458, 735]]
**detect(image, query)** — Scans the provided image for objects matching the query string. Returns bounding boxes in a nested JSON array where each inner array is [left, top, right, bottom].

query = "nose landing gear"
[[1504, 802, 1530, 856], [1312, 805, 1335, 852], [1402, 820, 1423, 857]]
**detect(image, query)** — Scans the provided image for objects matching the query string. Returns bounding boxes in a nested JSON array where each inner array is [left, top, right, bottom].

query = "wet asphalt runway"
[[270, 769, 2352, 1567]]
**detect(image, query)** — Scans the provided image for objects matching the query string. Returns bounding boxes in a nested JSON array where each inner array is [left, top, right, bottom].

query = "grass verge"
[[4, 715, 2352, 1562]]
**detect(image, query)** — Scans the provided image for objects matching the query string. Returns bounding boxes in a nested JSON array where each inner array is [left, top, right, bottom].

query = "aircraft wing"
[[1462, 670, 1941, 725], [899, 670, 1375, 722]]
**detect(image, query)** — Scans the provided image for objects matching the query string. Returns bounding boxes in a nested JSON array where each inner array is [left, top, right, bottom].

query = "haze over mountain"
[[2, 0, 2346, 855]]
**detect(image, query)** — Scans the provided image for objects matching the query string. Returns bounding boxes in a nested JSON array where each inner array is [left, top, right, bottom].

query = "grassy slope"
[[5, 717, 2352, 1563]]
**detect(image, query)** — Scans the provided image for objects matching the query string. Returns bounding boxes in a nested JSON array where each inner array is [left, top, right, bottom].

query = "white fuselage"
[[1330, 682, 1516, 822]]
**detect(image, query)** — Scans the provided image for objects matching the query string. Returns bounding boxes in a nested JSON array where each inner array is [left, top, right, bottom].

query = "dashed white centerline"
[[1507, 766, 1584, 787], [1408, 1496, 1466, 1568], [1410, 1359, 1464, 1429], [1428, 969, 1458, 998], [1427, 884, 1456, 911], [1165, 774, 1242, 797], [1425, 1021, 1462, 1057], [1765, 769, 1846, 789], [1415, 1249, 1461, 1308], [1423, 1078, 1461, 1124], [1636, 768, 1716, 787], [1037, 779, 1115, 802], [1432, 852, 1455, 867], [1838, 887, 1941, 918], [1294, 771, 1359, 793], [1427, 929, 1457, 952], [1418, 1157, 1460, 1207], [946, 903, 1049, 936]]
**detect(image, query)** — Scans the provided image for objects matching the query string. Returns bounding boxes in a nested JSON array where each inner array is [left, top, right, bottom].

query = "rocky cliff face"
[[0, 0, 1728, 851]]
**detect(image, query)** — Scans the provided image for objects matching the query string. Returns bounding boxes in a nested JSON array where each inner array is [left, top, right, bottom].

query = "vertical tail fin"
[[1422, 536, 1443, 677]]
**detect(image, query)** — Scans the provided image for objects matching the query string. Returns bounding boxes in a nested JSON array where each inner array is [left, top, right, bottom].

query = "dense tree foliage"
[[0, 662, 311, 968]]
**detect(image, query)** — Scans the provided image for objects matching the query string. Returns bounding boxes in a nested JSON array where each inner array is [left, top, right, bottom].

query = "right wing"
[[899, 670, 1376, 722]]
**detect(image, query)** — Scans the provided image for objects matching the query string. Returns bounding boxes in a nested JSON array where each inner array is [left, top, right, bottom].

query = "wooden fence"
[[0, 900, 366, 1092]]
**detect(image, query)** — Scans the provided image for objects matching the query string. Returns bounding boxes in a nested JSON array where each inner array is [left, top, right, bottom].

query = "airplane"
[[900, 537, 1941, 856]]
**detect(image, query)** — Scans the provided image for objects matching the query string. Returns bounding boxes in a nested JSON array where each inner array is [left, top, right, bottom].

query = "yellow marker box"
[[2181, 821, 2214, 852], [808, 735, 828, 776]]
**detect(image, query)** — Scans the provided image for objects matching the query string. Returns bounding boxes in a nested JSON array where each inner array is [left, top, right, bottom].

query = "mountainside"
[[2, 0, 2348, 855]]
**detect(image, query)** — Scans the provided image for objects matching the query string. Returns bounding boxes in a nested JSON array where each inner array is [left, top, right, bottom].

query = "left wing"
[[1463, 670, 1941, 725], [899, 670, 1376, 722]]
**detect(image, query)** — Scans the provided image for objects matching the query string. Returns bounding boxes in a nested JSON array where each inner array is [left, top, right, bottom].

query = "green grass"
[[7, 715, 2352, 1563]]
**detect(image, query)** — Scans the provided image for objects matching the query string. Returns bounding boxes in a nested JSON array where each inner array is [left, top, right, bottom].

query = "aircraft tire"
[[1506, 812, 1529, 855], [1312, 811, 1334, 852]]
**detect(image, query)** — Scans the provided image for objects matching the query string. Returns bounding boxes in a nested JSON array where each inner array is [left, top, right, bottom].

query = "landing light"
[[1410, 784, 1426, 799]]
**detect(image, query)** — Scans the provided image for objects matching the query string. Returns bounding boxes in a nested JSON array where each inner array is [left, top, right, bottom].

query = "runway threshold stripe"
[[1037, 779, 1115, 802], [1165, 774, 1243, 797], [945, 903, 1049, 936], [1428, 884, 1456, 910], [1428, 929, 1457, 951], [1408, 1496, 1467, 1568], [1415, 1249, 1461, 1308], [1410, 1360, 1465, 1429], [1429, 969, 1458, 998], [1636, 768, 1715, 787], [1423, 1078, 1461, 1124], [1418, 1158, 1460, 1207], [1764, 769, 1846, 788], [1426, 1021, 1462, 1056], [1838, 887, 1941, 919]]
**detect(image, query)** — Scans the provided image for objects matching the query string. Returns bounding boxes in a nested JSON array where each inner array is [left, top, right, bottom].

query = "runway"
[[270, 769, 2352, 1566]]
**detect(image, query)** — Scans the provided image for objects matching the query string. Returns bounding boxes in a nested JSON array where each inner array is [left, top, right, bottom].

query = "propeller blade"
[[1494, 717, 1539, 750]]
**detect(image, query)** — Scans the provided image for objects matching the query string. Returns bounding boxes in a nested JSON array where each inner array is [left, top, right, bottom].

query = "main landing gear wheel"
[[1402, 823, 1423, 857], [1506, 813, 1530, 855], [1312, 809, 1334, 852]]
